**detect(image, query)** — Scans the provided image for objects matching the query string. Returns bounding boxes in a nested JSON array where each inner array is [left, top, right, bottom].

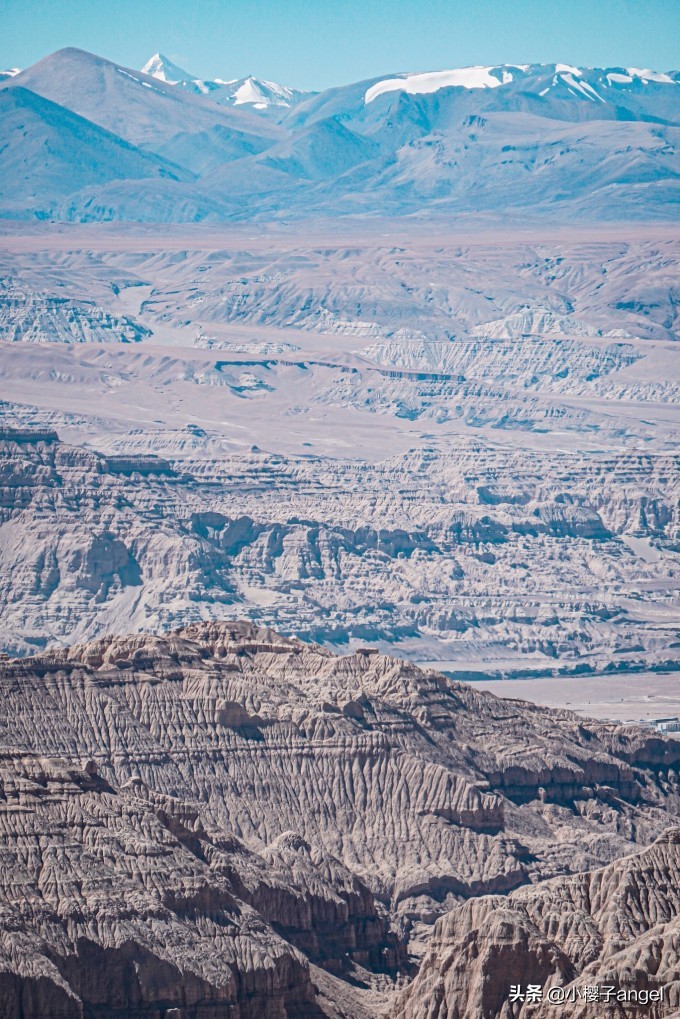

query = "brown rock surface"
[[0, 622, 679, 1017], [393, 829, 680, 1018]]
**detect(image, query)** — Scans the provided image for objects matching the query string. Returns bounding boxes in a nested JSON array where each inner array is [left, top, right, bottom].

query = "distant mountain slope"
[[58, 103, 678, 223], [288, 62, 680, 132], [0, 86, 192, 218], [140, 51, 311, 114], [1, 47, 283, 150], [256, 116, 383, 179], [0, 49, 678, 222], [362, 62, 679, 113], [191, 107, 678, 223], [149, 121, 275, 175]]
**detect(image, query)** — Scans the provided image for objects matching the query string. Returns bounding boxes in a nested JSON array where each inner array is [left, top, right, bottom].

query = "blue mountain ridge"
[[0, 48, 677, 222]]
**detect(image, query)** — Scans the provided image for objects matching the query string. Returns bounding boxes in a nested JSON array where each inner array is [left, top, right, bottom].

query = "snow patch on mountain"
[[625, 67, 676, 84], [365, 65, 518, 104], [364, 61, 679, 106], [561, 74, 604, 102]]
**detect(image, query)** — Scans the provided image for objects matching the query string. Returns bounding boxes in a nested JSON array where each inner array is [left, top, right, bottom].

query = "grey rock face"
[[0, 227, 677, 677], [0, 426, 677, 676], [0, 276, 151, 343], [0, 622, 679, 1016], [394, 829, 680, 1018]]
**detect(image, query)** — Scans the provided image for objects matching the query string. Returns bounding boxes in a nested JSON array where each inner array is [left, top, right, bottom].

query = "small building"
[[653, 717, 680, 733]]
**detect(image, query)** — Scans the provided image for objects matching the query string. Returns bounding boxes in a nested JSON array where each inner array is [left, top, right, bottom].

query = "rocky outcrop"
[[0, 276, 151, 343], [1, 227, 678, 668], [0, 755, 321, 1019], [393, 829, 680, 1018], [0, 623, 679, 1016], [0, 429, 678, 675]]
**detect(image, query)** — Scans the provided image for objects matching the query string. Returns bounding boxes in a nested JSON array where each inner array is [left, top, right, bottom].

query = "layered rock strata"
[[394, 829, 680, 1018], [1, 623, 680, 1016], [1, 429, 678, 675]]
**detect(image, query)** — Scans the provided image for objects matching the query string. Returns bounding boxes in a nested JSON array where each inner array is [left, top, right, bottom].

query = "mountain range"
[[1, 36, 679, 1019], [0, 46, 678, 221], [141, 51, 311, 111]]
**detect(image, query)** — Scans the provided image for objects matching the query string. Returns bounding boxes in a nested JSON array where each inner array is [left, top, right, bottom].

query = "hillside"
[[0, 621, 679, 1016], [0, 49, 677, 221]]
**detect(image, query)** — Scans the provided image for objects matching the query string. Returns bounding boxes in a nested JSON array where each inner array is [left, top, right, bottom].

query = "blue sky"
[[2, 0, 679, 89]]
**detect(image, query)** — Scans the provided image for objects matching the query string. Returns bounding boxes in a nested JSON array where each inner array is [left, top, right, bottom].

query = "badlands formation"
[[395, 828, 680, 1018], [0, 226, 678, 680], [1, 622, 680, 1017], [0, 42, 679, 1019], [0, 219, 679, 1019]]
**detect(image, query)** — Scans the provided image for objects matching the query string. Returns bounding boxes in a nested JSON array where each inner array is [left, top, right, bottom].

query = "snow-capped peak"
[[138, 54, 308, 110], [623, 67, 675, 84], [554, 63, 582, 76], [141, 53, 195, 84], [0, 67, 20, 81], [231, 76, 302, 109]]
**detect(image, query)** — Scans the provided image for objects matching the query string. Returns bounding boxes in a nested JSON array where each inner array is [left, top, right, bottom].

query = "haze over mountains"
[[0, 46, 678, 221]]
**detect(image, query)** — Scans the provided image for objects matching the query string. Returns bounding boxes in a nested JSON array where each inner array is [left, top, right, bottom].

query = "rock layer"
[[0, 622, 679, 1016], [394, 829, 680, 1018], [1, 428, 678, 676]]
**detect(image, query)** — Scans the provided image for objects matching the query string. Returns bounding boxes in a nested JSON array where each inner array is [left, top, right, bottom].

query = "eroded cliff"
[[1, 623, 679, 1016]]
